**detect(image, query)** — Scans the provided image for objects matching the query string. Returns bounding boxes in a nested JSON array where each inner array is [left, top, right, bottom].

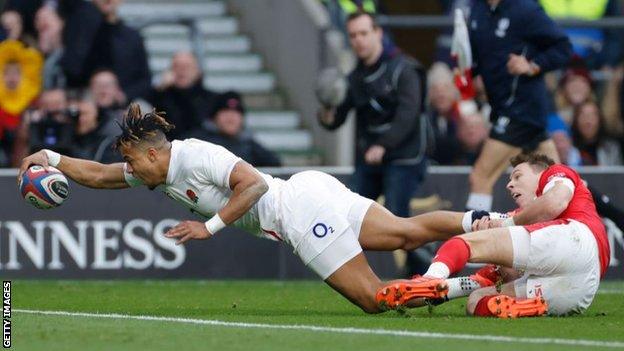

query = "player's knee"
[[458, 233, 491, 262], [457, 234, 476, 256]]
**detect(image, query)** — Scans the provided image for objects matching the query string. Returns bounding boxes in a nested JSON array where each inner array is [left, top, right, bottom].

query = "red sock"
[[474, 295, 497, 317], [432, 237, 471, 275]]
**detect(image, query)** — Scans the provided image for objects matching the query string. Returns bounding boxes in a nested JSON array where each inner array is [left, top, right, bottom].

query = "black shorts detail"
[[489, 116, 549, 150]]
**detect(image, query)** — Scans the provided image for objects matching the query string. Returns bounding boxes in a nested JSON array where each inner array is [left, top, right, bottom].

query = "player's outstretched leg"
[[374, 266, 503, 310], [376, 227, 514, 310], [357, 202, 466, 252], [444, 265, 523, 303], [324, 252, 385, 314], [376, 277, 448, 310]]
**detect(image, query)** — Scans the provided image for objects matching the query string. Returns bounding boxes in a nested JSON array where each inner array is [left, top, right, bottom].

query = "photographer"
[[71, 99, 121, 163], [23, 89, 78, 156]]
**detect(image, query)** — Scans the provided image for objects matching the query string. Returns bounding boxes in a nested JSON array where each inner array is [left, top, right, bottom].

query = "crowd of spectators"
[[426, 1, 624, 167], [325, 0, 624, 168], [3, 0, 624, 169], [0, 0, 280, 168], [426, 59, 624, 167]]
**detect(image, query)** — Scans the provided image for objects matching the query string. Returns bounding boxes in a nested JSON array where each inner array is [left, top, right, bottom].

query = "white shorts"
[[509, 220, 601, 315], [278, 171, 374, 279]]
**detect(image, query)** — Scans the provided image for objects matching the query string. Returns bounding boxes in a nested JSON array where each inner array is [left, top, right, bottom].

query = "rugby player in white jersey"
[[19, 104, 478, 313]]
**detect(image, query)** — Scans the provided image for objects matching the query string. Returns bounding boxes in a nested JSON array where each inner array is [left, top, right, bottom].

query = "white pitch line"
[[597, 289, 624, 295], [14, 309, 624, 349]]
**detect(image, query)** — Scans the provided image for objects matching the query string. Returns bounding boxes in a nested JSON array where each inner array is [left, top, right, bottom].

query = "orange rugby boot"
[[376, 277, 448, 310], [487, 295, 548, 318], [469, 264, 502, 288]]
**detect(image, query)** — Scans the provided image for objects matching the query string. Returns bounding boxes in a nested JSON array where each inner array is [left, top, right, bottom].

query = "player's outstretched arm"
[[19, 150, 129, 189]]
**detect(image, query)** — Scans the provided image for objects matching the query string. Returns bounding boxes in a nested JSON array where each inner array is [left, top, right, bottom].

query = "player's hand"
[[18, 150, 51, 183], [364, 145, 386, 165], [471, 217, 490, 232], [507, 54, 533, 76], [164, 220, 212, 245], [486, 218, 505, 229]]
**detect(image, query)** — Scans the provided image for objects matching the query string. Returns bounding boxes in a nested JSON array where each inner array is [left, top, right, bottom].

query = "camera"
[[28, 108, 80, 155]]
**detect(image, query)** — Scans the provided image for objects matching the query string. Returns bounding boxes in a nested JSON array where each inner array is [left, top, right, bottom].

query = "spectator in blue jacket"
[[464, 0, 572, 212]]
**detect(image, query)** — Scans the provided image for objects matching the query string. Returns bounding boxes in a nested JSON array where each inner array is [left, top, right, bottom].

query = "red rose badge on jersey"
[[186, 189, 198, 203]]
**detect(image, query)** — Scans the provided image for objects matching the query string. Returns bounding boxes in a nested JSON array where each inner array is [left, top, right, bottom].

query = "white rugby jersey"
[[124, 138, 284, 240]]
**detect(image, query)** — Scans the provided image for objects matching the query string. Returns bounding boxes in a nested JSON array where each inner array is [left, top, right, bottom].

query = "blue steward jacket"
[[469, 0, 572, 127]]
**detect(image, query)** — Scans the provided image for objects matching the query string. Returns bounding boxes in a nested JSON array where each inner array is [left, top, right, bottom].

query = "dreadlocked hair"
[[115, 103, 175, 150]]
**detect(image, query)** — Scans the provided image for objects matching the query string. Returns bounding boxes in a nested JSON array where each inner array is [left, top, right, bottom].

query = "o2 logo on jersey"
[[312, 223, 334, 238]]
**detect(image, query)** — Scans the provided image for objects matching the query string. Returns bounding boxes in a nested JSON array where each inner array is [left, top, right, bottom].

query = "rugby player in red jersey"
[[377, 153, 609, 318]]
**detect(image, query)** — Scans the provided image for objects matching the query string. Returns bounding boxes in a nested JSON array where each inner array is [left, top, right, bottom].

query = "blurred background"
[[0, 0, 623, 280]]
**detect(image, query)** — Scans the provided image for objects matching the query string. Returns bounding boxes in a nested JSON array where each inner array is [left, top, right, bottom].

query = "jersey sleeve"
[[199, 144, 242, 189], [123, 163, 143, 187], [539, 165, 579, 195], [543, 176, 575, 194]]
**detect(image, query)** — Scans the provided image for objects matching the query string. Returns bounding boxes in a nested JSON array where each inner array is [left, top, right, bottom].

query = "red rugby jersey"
[[524, 165, 609, 276]]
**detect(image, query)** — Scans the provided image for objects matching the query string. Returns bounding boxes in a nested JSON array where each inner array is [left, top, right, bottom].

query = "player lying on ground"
[[19, 104, 482, 314], [376, 154, 610, 318]]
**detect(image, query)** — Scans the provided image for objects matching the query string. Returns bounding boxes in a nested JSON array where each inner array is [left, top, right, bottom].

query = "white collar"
[[165, 140, 180, 185]]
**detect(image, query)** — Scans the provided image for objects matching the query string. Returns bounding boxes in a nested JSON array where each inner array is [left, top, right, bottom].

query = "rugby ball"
[[19, 165, 69, 209]]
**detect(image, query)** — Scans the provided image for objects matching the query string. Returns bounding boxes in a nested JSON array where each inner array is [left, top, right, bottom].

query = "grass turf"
[[10, 280, 624, 351]]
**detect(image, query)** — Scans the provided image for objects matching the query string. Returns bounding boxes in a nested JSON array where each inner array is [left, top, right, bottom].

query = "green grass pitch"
[[10, 280, 624, 351]]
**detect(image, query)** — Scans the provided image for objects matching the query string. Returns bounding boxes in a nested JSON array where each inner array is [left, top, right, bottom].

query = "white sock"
[[424, 262, 450, 279], [446, 276, 483, 300], [465, 193, 493, 211]]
